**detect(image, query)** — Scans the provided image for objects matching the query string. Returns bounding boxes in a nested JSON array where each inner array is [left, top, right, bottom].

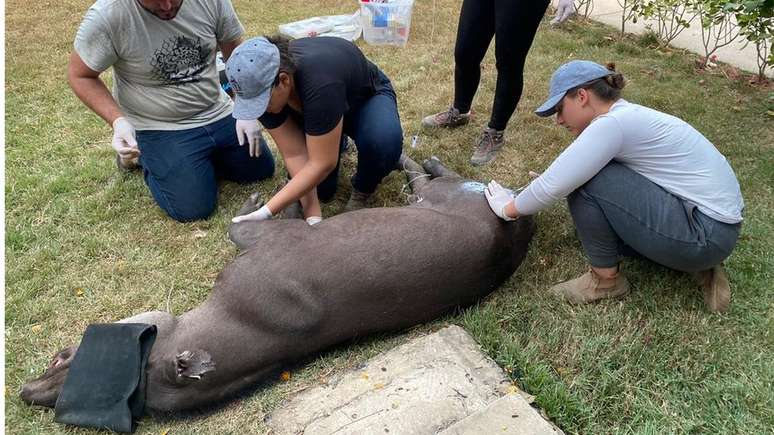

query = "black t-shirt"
[[259, 37, 380, 136]]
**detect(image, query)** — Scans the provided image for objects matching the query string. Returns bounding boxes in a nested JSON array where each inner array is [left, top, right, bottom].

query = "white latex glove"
[[551, 0, 575, 24], [485, 180, 517, 221], [235, 119, 262, 157], [305, 216, 323, 226], [231, 205, 272, 223], [111, 117, 140, 159]]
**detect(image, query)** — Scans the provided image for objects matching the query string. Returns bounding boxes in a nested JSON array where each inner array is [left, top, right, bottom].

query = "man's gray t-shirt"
[[74, 0, 243, 130], [515, 99, 744, 223]]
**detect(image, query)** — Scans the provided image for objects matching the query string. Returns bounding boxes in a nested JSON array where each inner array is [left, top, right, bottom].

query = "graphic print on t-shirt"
[[150, 36, 211, 85]]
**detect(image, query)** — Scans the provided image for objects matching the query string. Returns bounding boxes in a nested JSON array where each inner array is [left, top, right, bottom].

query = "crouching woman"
[[485, 60, 743, 312], [226, 36, 403, 224]]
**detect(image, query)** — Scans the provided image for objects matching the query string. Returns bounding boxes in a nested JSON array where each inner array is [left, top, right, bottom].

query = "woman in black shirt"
[[226, 36, 403, 224]]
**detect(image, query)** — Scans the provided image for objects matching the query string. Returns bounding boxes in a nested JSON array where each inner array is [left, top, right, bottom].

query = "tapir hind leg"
[[422, 156, 462, 179]]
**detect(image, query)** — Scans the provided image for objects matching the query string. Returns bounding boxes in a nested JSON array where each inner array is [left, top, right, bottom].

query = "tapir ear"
[[175, 350, 216, 380]]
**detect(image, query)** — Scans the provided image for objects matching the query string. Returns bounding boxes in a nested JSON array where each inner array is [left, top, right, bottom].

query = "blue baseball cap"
[[535, 60, 612, 117], [226, 37, 280, 120]]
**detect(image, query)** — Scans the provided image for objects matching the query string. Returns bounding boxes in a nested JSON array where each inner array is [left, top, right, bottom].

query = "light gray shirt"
[[515, 99, 744, 224], [74, 0, 243, 130]]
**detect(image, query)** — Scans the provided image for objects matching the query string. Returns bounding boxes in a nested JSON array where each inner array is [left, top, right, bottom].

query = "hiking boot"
[[421, 107, 471, 128], [344, 189, 371, 212], [470, 127, 505, 166], [695, 265, 731, 313], [116, 153, 140, 171], [550, 269, 631, 304]]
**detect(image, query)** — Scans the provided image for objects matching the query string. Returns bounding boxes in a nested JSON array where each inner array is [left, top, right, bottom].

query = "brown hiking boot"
[[695, 265, 731, 313], [344, 189, 371, 212], [421, 107, 471, 128], [550, 269, 631, 304], [470, 127, 505, 166]]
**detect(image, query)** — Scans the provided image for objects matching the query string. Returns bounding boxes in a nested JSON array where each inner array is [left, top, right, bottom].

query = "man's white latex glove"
[[551, 0, 575, 24], [231, 205, 272, 223], [485, 180, 517, 221], [111, 117, 140, 159], [235, 119, 262, 157]]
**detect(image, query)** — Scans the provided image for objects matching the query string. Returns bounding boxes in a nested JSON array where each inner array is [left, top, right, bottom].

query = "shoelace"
[[438, 107, 458, 123]]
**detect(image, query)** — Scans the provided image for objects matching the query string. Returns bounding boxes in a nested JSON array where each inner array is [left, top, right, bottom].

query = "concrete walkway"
[[555, 0, 769, 77], [266, 326, 561, 435]]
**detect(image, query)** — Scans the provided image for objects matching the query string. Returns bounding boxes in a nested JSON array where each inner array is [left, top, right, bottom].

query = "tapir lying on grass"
[[21, 155, 535, 415]]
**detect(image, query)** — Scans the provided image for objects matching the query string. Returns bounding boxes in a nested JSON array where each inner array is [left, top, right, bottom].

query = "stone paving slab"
[[265, 325, 559, 435], [439, 394, 560, 435]]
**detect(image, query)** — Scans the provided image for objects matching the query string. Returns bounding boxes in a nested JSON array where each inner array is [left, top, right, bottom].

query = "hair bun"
[[605, 62, 617, 72]]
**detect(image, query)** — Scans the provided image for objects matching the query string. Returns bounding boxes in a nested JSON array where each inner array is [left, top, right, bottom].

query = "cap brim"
[[232, 88, 271, 120], [535, 92, 565, 117]]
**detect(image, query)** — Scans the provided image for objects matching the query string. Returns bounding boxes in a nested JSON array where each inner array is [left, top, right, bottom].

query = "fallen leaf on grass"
[[73, 288, 85, 297], [280, 371, 291, 382], [31, 324, 42, 334], [192, 229, 207, 239], [160, 429, 169, 435]]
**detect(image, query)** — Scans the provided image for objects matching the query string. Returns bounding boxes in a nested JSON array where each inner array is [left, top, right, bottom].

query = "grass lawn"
[[5, 0, 773, 433]]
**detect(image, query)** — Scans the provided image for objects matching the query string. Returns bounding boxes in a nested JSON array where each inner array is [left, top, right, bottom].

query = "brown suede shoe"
[[421, 107, 471, 128], [550, 269, 631, 304], [695, 265, 731, 313]]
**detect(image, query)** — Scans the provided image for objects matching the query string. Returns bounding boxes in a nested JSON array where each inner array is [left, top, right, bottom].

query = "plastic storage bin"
[[359, 0, 415, 47]]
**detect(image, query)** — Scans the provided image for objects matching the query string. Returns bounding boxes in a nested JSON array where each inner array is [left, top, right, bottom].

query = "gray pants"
[[568, 163, 740, 272]]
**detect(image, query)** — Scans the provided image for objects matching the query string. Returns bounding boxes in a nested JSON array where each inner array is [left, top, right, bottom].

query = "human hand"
[[111, 117, 140, 159], [235, 119, 262, 157], [551, 0, 575, 24], [484, 180, 517, 221], [231, 205, 273, 223]]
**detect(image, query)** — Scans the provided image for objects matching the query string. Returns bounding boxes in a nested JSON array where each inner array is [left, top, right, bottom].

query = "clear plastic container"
[[359, 0, 415, 47]]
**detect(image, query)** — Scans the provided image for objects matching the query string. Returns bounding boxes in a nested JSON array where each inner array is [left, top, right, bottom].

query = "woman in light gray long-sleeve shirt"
[[485, 60, 743, 312]]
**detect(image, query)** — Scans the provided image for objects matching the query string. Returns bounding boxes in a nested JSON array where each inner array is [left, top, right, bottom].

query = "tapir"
[[20, 155, 535, 415]]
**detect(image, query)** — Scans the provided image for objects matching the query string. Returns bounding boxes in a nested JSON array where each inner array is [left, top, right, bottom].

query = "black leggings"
[[453, 0, 549, 131]]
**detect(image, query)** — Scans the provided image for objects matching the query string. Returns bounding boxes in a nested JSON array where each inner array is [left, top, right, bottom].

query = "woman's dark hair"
[[566, 62, 626, 101], [265, 35, 297, 86]]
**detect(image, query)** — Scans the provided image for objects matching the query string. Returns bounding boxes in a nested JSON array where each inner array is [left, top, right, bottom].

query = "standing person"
[[227, 36, 403, 224], [421, 0, 570, 166], [485, 61, 744, 312], [68, 0, 275, 222]]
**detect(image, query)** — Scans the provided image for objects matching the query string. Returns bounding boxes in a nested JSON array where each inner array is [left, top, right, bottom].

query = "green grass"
[[5, 0, 774, 433]]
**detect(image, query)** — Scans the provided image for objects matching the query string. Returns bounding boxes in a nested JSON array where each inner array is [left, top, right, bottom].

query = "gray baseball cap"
[[535, 60, 612, 117], [226, 36, 280, 120]]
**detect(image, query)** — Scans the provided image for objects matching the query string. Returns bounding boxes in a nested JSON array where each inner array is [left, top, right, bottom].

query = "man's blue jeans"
[[568, 162, 741, 272], [137, 115, 275, 222]]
